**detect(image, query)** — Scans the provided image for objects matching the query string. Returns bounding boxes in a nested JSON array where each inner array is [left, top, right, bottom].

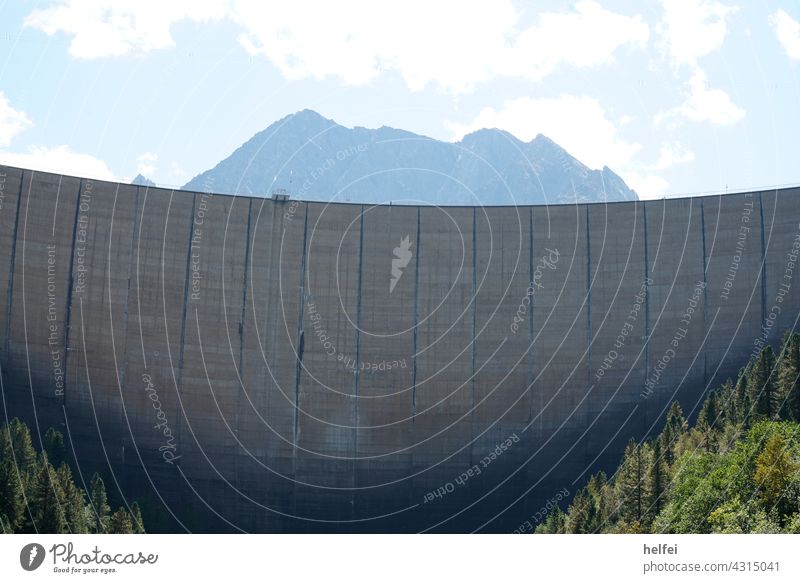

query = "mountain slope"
[[131, 173, 156, 187], [182, 110, 638, 205]]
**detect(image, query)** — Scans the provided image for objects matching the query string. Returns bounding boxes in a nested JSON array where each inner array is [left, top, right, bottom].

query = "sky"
[[0, 0, 798, 200]]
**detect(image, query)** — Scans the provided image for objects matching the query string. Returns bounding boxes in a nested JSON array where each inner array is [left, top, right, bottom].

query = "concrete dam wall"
[[1, 163, 799, 532]]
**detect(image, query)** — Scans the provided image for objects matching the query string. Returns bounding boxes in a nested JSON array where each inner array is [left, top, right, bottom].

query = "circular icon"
[[19, 543, 46, 571]]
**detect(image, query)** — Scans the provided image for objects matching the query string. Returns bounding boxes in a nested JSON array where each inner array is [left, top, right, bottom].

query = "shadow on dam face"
[[1, 163, 799, 532]]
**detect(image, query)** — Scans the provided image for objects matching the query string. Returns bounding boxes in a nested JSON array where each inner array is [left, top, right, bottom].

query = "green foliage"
[[585, 471, 613, 531], [27, 453, 67, 533], [546, 329, 800, 534], [708, 498, 781, 533], [658, 401, 687, 466], [645, 439, 667, 525], [615, 440, 649, 526], [734, 369, 751, 427], [89, 473, 111, 533], [697, 389, 719, 430], [56, 464, 89, 533], [0, 457, 25, 532], [0, 419, 145, 534], [777, 332, 800, 421], [108, 507, 134, 534], [785, 512, 800, 533], [565, 489, 594, 533], [654, 450, 729, 533], [130, 501, 146, 534], [0, 418, 37, 472], [747, 346, 777, 420], [534, 507, 566, 534], [43, 428, 66, 468], [753, 433, 799, 522]]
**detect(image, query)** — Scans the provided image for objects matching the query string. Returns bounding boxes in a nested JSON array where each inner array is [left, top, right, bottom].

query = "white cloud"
[[0, 88, 115, 180], [25, 0, 227, 59], [770, 9, 800, 60], [506, 1, 649, 78], [656, 69, 744, 125], [25, 0, 648, 92], [657, 0, 739, 67], [448, 94, 641, 169], [0, 92, 33, 148], [624, 172, 670, 200], [233, 0, 648, 91], [0, 145, 117, 181], [654, 2, 743, 128], [231, 1, 515, 90], [652, 141, 695, 170], [622, 142, 695, 199], [169, 161, 186, 179], [136, 151, 158, 176]]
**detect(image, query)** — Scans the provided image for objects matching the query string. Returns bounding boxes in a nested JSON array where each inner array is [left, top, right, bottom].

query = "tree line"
[[536, 332, 800, 533], [0, 419, 145, 533]]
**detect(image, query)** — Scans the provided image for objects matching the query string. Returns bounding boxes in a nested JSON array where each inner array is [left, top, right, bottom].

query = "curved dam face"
[[1, 163, 799, 532]]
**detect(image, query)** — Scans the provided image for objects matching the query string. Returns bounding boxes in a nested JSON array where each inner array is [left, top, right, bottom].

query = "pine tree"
[[659, 402, 687, 467], [698, 390, 719, 430], [88, 473, 111, 533], [747, 347, 777, 419], [697, 390, 721, 452], [130, 501, 145, 534], [43, 428, 66, 468], [0, 457, 25, 532], [735, 368, 750, 427], [615, 439, 646, 526], [56, 464, 88, 533], [0, 418, 37, 473], [28, 453, 67, 533], [1, 420, 145, 534], [717, 379, 736, 425], [777, 333, 800, 421], [645, 439, 668, 527], [586, 471, 609, 532], [565, 489, 594, 533], [534, 507, 566, 534], [108, 508, 134, 534]]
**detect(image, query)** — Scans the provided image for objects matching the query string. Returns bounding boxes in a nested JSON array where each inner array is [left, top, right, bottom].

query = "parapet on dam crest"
[[1, 163, 798, 532]]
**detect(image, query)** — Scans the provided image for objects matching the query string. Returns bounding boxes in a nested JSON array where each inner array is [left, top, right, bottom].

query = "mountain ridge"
[[182, 109, 638, 205]]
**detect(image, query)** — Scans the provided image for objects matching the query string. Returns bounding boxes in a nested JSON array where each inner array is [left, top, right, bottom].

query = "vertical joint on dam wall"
[[759, 193, 767, 327], [293, 204, 309, 450], [173, 191, 199, 455], [118, 185, 142, 393], [701, 198, 708, 388], [527, 207, 534, 424], [643, 203, 650, 364], [236, 198, 255, 440], [4, 170, 24, 359], [62, 178, 85, 408], [411, 206, 421, 419], [642, 202, 650, 423], [238, 198, 254, 375], [354, 205, 365, 458], [585, 206, 592, 392], [471, 207, 477, 435]]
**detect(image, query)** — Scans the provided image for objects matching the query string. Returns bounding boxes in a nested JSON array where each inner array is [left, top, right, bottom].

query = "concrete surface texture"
[[0, 163, 798, 532]]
